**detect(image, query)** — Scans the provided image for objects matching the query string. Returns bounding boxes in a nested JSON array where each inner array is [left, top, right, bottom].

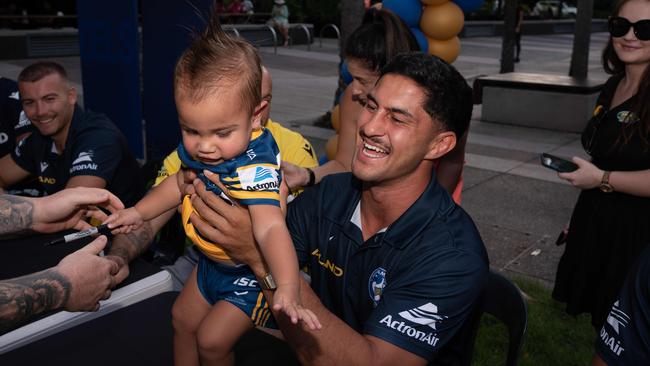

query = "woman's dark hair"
[[602, 0, 650, 148], [344, 8, 419, 72]]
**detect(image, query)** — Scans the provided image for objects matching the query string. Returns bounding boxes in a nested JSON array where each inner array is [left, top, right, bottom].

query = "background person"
[[0, 76, 41, 197], [0, 187, 126, 334], [267, 0, 290, 46], [514, 5, 524, 63], [0, 61, 145, 207], [553, 0, 650, 330], [282, 8, 468, 203], [186, 52, 488, 366]]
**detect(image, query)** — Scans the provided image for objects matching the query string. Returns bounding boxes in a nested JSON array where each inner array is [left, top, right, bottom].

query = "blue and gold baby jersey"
[[177, 128, 281, 261], [177, 128, 281, 207]]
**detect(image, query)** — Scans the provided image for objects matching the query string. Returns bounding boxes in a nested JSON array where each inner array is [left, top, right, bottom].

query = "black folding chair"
[[462, 270, 528, 366]]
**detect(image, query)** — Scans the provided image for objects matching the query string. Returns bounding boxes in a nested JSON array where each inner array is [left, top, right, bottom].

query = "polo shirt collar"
[[48, 104, 82, 154], [331, 170, 455, 250]]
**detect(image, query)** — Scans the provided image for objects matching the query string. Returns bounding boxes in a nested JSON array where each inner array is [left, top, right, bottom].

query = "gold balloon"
[[325, 134, 338, 161], [420, 2, 464, 40], [330, 104, 340, 132], [421, 0, 449, 5], [427, 36, 461, 63]]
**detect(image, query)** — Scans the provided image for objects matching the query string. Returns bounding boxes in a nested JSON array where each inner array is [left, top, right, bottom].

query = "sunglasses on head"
[[608, 16, 650, 40]]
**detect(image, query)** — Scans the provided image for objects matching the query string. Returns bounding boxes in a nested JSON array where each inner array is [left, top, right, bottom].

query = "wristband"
[[306, 168, 316, 187]]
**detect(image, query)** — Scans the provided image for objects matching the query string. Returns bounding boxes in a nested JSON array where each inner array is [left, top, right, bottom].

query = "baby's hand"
[[104, 207, 144, 234], [273, 285, 321, 330]]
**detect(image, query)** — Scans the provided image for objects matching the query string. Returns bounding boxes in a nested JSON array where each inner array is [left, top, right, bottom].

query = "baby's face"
[[176, 88, 256, 165]]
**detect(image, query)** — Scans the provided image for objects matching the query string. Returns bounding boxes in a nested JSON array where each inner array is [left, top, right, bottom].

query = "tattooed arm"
[[0, 236, 118, 334], [105, 209, 171, 274], [0, 268, 70, 333], [0, 188, 124, 237]]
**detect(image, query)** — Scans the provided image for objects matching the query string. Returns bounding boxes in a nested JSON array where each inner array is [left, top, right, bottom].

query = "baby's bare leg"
[[172, 267, 211, 366], [196, 300, 254, 366]]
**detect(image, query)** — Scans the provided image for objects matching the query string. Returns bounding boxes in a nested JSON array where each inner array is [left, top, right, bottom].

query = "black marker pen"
[[45, 224, 111, 246]]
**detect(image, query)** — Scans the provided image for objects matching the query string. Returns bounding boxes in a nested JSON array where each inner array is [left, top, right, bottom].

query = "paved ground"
[[0, 32, 612, 287]]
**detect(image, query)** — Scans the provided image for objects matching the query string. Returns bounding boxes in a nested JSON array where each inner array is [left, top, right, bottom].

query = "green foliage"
[[472, 276, 596, 366]]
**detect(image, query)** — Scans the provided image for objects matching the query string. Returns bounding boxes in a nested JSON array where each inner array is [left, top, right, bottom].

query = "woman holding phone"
[[553, 0, 650, 330]]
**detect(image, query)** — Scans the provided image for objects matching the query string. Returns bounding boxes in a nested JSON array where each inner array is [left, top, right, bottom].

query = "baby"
[[105, 17, 319, 365]]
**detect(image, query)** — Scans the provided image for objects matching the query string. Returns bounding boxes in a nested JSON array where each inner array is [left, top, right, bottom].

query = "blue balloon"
[[382, 0, 423, 28], [453, 0, 485, 14], [410, 28, 429, 53], [340, 60, 353, 85]]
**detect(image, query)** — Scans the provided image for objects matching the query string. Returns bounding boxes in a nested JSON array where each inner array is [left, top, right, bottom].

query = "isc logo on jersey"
[[238, 166, 279, 191]]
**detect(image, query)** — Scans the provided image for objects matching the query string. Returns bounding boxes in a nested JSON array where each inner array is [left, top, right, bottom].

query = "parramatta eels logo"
[[368, 267, 387, 307]]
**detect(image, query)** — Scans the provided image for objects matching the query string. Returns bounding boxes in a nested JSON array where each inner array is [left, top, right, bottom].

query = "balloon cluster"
[[383, 0, 484, 63], [325, 0, 484, 161]]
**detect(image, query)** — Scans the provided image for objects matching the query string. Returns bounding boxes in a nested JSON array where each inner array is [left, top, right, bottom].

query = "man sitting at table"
[[0, 61, 145, 207]]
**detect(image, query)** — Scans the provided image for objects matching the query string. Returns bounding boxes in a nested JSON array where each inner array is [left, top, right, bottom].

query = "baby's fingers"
[[298, 308, 321, 330]]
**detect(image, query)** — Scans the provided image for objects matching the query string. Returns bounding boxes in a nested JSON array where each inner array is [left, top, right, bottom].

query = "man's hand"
[[281, 161, 310, 189], [31, 187, 125, 233], [189, 170, 263, 270], [56, 236, 121, 311], [179, 168, 198, 197]]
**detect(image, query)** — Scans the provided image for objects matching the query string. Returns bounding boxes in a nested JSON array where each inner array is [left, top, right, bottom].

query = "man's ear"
[[68, 86, 77, 105], [251, 99, 269, 130], [424, 131, 456, 161]]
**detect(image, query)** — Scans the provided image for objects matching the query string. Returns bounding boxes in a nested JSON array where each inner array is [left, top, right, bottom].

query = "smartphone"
[[540, 153, 578, 173]]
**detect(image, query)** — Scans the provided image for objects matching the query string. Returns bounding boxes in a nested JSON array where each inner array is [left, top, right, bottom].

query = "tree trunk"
[[339, 0, 364, 58], [569, 0, 593, 78], [500, 0, 517, 73]]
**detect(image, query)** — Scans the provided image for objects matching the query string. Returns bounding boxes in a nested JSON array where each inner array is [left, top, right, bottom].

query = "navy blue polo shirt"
[[0, 78, 33, 157], [11, 105, 145, 206], [596, 246, 650, 365], [287, 172, 488, 363]]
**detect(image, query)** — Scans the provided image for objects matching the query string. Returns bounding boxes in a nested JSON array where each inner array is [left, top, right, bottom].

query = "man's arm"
[[0, 268, 71, 333], [65, 175, 107, 190], [0, 236, 118, 334], [106, 209, 173, 266], [188, 179, 428, 366], [0, 188, 124, 236]]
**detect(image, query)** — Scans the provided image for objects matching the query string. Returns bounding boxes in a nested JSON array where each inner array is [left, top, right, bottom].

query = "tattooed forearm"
[[0, 195, 34, 236], [0, 268, 70, 334], [107, 221, 154, 263]]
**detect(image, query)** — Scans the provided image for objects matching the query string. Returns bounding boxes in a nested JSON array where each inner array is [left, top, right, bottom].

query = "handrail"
[[264, 25, 278, 54], [319, 23, 340, 48], [289, 23, 311, 51], [226, 27, 240, 37]]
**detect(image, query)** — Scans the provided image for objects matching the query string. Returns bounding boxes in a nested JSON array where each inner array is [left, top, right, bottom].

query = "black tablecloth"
[[0, 291, 178, 366], [0, 230, 159, 288]]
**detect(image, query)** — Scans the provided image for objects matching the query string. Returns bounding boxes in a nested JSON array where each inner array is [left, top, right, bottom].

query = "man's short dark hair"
[[18, 61, 68, 83], [380, 52, 473, 138]]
